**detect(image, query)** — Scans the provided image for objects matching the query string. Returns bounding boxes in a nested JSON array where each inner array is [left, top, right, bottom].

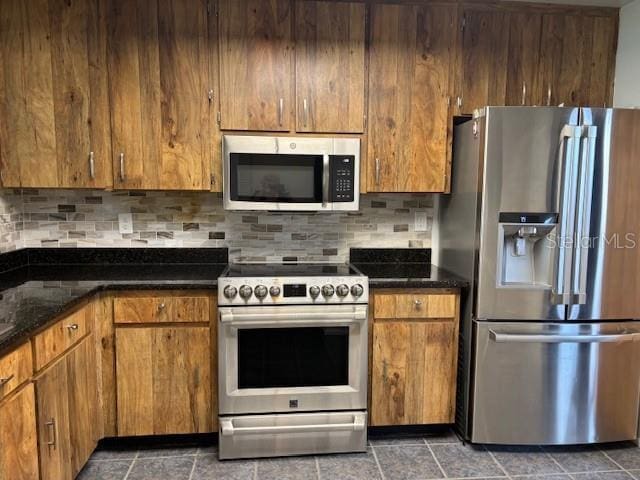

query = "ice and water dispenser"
[[497, 213, 558, 288]]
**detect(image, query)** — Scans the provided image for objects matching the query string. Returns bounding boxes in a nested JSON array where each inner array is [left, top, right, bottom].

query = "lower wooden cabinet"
[[0, 383, 40, 480], [370, 290, 460, 426], [115, 326, 212, 436], [35, 334, 98, 480]]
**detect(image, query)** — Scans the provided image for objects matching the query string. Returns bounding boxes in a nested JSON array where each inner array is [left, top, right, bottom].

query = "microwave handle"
[[322, 154, 330, 207]]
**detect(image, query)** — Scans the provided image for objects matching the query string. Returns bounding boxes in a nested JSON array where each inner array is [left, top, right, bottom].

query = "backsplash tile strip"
[[3, 189, 434, 263]]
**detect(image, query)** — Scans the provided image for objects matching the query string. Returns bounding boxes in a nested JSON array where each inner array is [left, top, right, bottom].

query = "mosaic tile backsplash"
[[1, 189, 434, 263]]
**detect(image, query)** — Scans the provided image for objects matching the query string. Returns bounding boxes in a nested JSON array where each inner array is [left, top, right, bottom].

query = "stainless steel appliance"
[[223, 135, 360, 212], [217, 263, 369, 459], [439, 107, 640, 445]]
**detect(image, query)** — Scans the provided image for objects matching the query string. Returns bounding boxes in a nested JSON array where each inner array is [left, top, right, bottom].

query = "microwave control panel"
[[329, 155, 355, 202]]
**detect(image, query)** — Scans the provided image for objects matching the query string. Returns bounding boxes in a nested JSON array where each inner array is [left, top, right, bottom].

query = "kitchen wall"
[[1, 189, 434, 263], [0, 190, 24, 253], [613, 0, 640, 107]]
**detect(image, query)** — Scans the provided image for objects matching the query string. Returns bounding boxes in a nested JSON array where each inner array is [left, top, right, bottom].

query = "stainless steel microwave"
[[222, 135, 360, 212]]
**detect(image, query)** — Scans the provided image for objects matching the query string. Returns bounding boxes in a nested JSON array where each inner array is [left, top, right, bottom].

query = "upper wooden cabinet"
[[107, 0, 214, 190], [367, 3, 456, 193], [0, 0, 111, 189], [295, 1, 366, 133], [505, 13, 543, 106], [219, 0, 293, 132], [537, 13, 617, 107]]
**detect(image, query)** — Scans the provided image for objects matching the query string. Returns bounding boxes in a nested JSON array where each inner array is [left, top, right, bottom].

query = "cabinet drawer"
[[0, 342, 33, 400], [33, 307, 89, 371], [374, 293, 457, 320], [114, 295, 210, 324]]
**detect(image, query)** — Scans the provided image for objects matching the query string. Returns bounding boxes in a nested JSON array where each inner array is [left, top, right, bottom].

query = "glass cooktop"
[[223, 263, 362, 278]]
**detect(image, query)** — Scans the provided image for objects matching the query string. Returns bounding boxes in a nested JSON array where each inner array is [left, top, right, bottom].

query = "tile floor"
[[78, 430, 640, 480]]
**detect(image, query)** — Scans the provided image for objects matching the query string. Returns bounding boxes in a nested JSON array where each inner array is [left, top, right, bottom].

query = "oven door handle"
[[220, 309, 367, 326], [220, 414, 366, 437]]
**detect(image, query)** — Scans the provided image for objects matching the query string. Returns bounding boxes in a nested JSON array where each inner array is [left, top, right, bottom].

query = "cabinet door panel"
[[0, 0, 57, 188], [36, 359, 72, 480], [295, 1, 365, 133], [368, 4, 455, 193], [219, 0, 292, 131], [589, 16, 617, 107], [506, 13, 542, 106], [66, 336, 98, 478], [371, 321, 458, 426], [459, 8, 509, 114], [116, 326, 212, 436], [0, 384, 40, 480]]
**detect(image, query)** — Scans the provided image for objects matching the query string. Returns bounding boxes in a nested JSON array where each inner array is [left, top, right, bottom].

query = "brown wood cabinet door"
[[588, 16, 618, 107], [115, 326, 212, 436], [108, 0, 212, 190], [36, 358, 72, 480], [367, 3, 456, 193], [0, 384, 40, 480], [371, 320, 458, 426], [505, 13, 542, 106], [458, 8, 509, 115], [66, 336, 99, 478], [0, 0, 111, 189], [538, 13, 595, 107], [219, 0, 292, 131], [295, 1, 365, 133]]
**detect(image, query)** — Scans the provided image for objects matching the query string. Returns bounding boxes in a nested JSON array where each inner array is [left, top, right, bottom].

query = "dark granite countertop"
[[351, 247, 469, 289], [0, 248, 227, 355]]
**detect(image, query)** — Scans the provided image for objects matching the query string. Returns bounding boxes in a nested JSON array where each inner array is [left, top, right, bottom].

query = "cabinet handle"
[[88, 151, 95, 179], [0, 374, 14, 387], [208, 89, 214, 103], [303, 98, 309, 128], [119, 153, 125, 181], [375, 158, 380, 185], [278, 98, 284, 127], [547, 85, 552, 106], [46, 418, 57, 449], [456, 96, 463, 109], [521, 82, 527, 106]]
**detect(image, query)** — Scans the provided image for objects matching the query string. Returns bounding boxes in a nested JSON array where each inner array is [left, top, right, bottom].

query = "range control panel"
[[330, 155, 355, 202]]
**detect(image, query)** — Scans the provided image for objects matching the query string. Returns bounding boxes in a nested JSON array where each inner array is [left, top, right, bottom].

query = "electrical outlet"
[[118, 213, 133, 234], [415, 211, 428, 232]]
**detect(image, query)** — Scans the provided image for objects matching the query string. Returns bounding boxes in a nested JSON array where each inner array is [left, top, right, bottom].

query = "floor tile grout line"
[[187, 455, 198, 480], [542, 447, 570, 474], [370, 445, 386, 480], [484, 447, 513, 480], [122, 451, 139, 480], [600, 448, 631, 474], [315, 456, 321, 480], [253, 460, 258, 480], [424, 438, 449, 479]]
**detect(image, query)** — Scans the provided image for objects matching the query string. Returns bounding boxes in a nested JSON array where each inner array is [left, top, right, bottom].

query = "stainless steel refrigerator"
[[439, 107, 640, 445]]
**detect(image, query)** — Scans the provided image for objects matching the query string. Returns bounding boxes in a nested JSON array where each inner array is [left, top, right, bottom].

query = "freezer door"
[[569, 109, 640, 320], [476, 107, 580, 321], [471, 320, 640, 445]]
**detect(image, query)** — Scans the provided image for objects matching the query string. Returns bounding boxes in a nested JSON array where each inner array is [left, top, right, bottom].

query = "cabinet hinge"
[[210, 174, 216, 187], [208, 89, 214, 103], [217, 111, 221, 125], [363, 114, 367, 129]]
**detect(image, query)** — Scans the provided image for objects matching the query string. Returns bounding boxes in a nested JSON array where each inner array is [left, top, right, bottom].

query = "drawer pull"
[[414, 299, 423, 306], [0, 374, 14, 387], [66, 323, 79, 331], [46, 418, 57, 449], [158, 303, 166, 311]]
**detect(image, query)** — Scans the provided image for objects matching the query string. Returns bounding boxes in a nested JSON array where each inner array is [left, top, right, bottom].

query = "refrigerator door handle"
[[552, 125, 582, 305], [489, 330, 640, 344], [571, 125, 598, 305]]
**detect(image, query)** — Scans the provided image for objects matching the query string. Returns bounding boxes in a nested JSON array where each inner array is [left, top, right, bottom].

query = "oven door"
[[218, 304, 368, 415]]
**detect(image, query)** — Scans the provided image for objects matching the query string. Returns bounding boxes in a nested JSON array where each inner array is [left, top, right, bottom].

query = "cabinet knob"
[[66, 323, 79, 331], [414, 299, 423, 307], [158, 303, 166, 310], [0, 374, 15, 387]]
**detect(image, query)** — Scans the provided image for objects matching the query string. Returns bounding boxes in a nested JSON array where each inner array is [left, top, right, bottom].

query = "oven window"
[[229, 153, 323, 203], [238, 327, 349, 388]]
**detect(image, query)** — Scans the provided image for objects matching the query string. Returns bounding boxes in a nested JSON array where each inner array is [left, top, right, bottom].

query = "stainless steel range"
[[217, 263, 369, 459]]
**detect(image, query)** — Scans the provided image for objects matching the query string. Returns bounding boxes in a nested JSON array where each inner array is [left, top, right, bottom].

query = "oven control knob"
[[269, 286, 281, 297], [322, 284, 335, 297], [309, 286, 321, 298], [336, 284, 350, 297], [254, 285, 268, 299], [223, 285, 238, 299], [239, 285, 253, 299], [351, 284, 364, 297]]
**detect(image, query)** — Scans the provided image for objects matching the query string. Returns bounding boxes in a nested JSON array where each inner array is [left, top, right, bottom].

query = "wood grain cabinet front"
[[0, 383, 40, 480], [0, 342, 33, 401], [113, 294, 210, 324], [369, 290, 460, 427], [0, 0, 111, 189]]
